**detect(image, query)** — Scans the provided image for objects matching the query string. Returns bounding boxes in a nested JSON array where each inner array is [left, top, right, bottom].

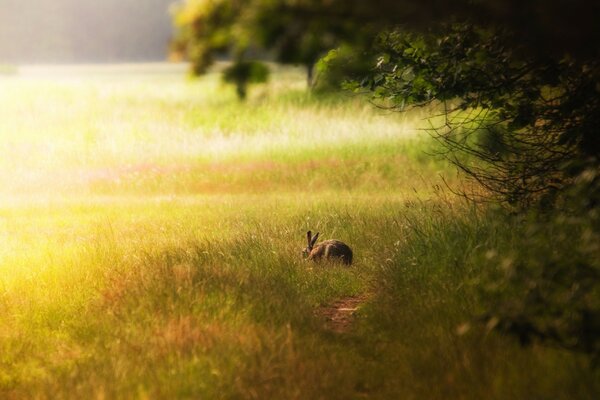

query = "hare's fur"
[[304, 231, 353, 265]]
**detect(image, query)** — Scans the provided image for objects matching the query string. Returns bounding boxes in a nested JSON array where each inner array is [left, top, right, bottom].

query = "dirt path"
[[316, 295, 369, 333]]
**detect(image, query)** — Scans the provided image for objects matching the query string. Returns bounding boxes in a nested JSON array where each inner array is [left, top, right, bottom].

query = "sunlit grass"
[[0, 63, 432, 198], [0, 64, 596, 399]]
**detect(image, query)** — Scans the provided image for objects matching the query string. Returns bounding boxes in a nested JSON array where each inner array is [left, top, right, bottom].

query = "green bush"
[[482, 173, 600, 363], [313, 45, 375, 92]]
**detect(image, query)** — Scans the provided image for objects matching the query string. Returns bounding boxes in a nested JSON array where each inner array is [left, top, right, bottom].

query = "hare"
[[303, 231, 353, 265]]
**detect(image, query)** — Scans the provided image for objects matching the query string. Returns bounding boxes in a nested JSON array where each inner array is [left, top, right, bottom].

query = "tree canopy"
[[357, 24, 599, 207]]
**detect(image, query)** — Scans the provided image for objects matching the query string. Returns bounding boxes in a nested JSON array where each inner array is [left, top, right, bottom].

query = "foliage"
[[354, 23, 600, 208], [481, 172, 600, 362], [313, 45, 376, 93], [172, 0, 389, 86], [172, 0, 275, 98], [245, 0, 356, 85], [350, 13, 600, 361], [334, 1, 600, 362], [172, 0, 250, 74]]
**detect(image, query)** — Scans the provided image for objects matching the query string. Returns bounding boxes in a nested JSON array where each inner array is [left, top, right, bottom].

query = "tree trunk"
[[306, 62, 314, 88], [236, 81, 247, 100]]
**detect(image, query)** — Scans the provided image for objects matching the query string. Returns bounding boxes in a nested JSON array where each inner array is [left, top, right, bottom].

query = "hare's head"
[[302, 230, 319, 258]]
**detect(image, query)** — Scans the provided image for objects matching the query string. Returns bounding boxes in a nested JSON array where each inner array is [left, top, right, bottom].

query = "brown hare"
[[303, 231, 353, 265]]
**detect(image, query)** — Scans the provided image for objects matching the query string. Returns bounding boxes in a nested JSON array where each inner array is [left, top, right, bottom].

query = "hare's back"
[[321, 240, 353, 264]]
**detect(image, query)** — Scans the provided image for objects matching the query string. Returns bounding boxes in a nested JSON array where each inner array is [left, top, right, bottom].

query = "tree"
[[356, 24, 600, 207], [172, 0, 273, 99], [171, 0, 249, 75], [172, 0, 386, 87], [246, 0, 348, 86]]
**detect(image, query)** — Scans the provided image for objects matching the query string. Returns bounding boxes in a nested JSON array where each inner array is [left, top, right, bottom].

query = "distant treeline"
[[0, 0, 175, 63]]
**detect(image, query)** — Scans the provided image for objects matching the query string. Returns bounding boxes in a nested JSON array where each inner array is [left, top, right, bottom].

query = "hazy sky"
[[0, 0, 176, 63]]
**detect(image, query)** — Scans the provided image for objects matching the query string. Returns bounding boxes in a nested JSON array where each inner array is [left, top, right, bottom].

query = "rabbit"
[[303, 230, 353, 265]]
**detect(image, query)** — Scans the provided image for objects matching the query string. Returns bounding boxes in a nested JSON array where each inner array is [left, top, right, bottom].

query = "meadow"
[[0, 64, 597, 399]]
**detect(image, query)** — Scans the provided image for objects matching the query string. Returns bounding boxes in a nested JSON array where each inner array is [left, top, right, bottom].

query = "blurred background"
[[0, 0, 174, 63]]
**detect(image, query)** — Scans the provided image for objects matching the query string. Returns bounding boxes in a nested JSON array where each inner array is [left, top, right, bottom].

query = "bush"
[[313, 46, 375, 92], [482, 174, 600, 363]]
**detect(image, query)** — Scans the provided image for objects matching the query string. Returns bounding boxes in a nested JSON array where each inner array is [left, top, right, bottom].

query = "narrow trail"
[[316, 295, 369, 333]]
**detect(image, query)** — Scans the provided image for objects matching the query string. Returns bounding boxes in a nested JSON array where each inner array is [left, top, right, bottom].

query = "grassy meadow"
[[0, 64, 597, 399]]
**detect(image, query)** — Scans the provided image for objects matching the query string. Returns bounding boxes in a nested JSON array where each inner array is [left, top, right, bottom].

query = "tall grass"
[[0, 65, 597, 399], [0, 64, 439, 198]]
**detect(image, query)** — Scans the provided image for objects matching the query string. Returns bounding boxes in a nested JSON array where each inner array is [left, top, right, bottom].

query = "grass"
[[0, 63, 438, 197], [0, 64, 597, 399]]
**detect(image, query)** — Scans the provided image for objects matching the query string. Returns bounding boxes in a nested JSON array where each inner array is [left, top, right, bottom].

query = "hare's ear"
[[306, 231, 312, 246], [310, 232, 320, 247]]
